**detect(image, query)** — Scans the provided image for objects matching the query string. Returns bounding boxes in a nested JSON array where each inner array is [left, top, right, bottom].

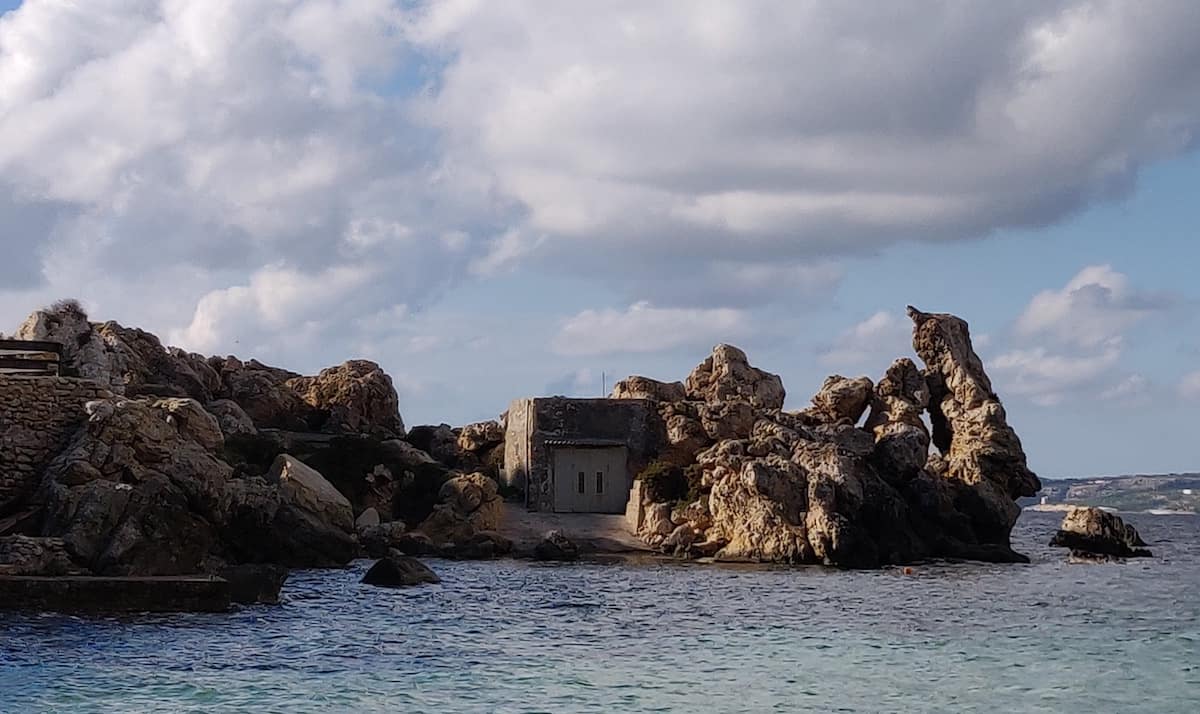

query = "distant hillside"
[[1021, 473, 1200, 513]]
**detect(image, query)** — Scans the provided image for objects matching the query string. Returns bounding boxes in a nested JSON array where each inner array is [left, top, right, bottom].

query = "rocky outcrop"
[[624, 308, 1039, 568], [285, 360, 404, 438], [457, 420, 504, 453], [1050, 507, 1152, 560], [361, 553, 440, 588], [533, 530, 579, 561], [0, 535, 84, 576], [150, 397, 224, 454], [205, 399, 257, 438], [405, 424, 460, 466], [685, 344, 785, 409], [610, 376, 687, 402], [411, 473, 504, 558], [209, 357, 318, 431]]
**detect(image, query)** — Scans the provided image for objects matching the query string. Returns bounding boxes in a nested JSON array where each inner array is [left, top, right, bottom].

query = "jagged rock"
[[0, 536, 84, 576], [40, 397, 231, 575], [358, 521, 409, 559], [533, 530, 579, 561], [361, 553, 440, 588], [685, 344, 785, 409], [709, 451, 813, 563], [610, 376, 688, 402], [457, 420, 504, 453], [16, 301, 123, 391], [805, 375, 874, 425], [437, 472, 502, 531], [908, 306, 1040, 539], [642, 502, 675, 539], [661, 524, 696, 555], [671, 499, 712, 534], [285, 360, 405, 438], [864, 359, 930, 480], [698, 399, 757, 441], [205, 399, 258, 438], [439, 530, 513, 560], [1050, 507, 1152, 559], [221, 474, 357, 568], [405, 424, 460, 466], [150, 397, 224, 454], [211, 357, 318, 431], [355, 507, 381, 529], [378, 439, 439, 466], [659, 401, 711, 455]]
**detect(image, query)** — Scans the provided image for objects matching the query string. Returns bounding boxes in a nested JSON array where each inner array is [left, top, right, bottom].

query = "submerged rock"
[[1050, 507, 1152, 560], [361, 553, 440, 588], [533, 530, 579, 562], [218, 564, 289, 605]]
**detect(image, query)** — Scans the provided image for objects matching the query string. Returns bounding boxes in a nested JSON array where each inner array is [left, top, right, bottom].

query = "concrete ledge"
[[0, 575, 232, 613]]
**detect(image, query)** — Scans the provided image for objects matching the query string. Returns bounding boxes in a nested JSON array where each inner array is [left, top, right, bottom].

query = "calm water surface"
[[2, 511, 1199, 713]]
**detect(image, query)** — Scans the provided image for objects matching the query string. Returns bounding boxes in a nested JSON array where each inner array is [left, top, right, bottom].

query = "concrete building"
[[503, 397, 663, 512]]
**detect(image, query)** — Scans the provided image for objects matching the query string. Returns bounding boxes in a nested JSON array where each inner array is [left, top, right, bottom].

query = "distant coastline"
[[1021, 473, 1200, 515]]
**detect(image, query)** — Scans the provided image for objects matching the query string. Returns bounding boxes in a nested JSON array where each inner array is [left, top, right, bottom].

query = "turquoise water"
[[2, 511, 1199, 713]]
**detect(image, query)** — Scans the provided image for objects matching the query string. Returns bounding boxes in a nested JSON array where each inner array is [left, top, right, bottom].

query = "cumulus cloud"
[[415, 0, 1200, 299], [993, 266, 1172, 405], [1181, 371, 1200, 400], [818, 311, 911, 369], [1015, 265, 1172, 349], [551, 302, 749, 357]]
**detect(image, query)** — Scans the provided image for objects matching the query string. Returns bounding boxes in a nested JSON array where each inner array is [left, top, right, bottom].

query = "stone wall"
[[0, 375, 112, 515], [504, 397, 664, 512]]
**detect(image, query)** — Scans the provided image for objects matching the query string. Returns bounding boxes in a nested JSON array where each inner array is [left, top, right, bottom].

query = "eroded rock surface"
[[362, 553, 440, 588], [1050, 506, 1152, 560]]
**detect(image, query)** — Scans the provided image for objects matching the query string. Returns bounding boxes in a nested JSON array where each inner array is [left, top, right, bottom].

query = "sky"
[[1, 1, 1199, 479]]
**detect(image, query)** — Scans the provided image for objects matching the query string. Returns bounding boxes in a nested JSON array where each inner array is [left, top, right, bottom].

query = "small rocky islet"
[[0, 300, 1140, 610]]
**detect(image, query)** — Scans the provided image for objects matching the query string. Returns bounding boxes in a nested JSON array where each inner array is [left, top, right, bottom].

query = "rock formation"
[[361, 553, 440, 588], [1050, 506, 1152, 560], [285, 360, 405, 438], [620, 308, 1041, 568]]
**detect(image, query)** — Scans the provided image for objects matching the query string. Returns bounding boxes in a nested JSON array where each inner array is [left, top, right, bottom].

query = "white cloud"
[[415, 0, 1200, 295], [551, 302, 749, 357], [991, 346, 1122, 406], [1181, 371, 1200, 400], [1015, 265, 1170, 349], [819, 311, 911, 369]]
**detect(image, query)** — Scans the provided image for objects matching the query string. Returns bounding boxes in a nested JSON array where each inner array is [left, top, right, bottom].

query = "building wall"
[[0, 376, 112, 515], [505, 397, 664, 512]]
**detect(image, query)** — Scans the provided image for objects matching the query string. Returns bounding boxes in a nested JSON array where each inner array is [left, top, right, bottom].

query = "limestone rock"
[[150, 398, 224, 454], [356, 507, 381, 529], [685, 344, 785, 409], [661, 524, 696, 555], [412, 473, 503, 553], [405, 424, 460, 466], [610, 376, 688, 402], [806, 375, 874, 425], [205, 399, 258, 439], [220, 475, 357, 568], [285, 360, 405, 438], [864, 359, 931, 480], [362, 553, 440, 588], [1050, 507, 1152, 559], [457, 420, 504, 453], [16, 301, 123, 391], [212, 357, 318, 431], [533, 530, 579, 561], [40, 397, 231, 575], [265, 455, 354, 534]]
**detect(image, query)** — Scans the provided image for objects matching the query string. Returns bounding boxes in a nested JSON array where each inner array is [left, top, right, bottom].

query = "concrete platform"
[[0, 575, 232, 613], [498, 503, 652, 555]]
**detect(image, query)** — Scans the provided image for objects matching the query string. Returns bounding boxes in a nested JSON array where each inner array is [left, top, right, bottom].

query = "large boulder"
[[265, 455, 355, 534], [40, 397, 231, 575], [533, 530, 579, 562], [685, 344, 785, 409], [1050, 507, 1152, 559], [205, 399, 258, 439], [210, 357, 319, 431], [405, 424, 460, 466], [150, 397, 224, 454], [361, 553, 440, 588], [285, 360, 405, 438], [610, 376, 688, 402], [16, 301, 123, 391], [412, 473, 504, 556], [804, 375, 874, 425], [457, 420, 504, 454]]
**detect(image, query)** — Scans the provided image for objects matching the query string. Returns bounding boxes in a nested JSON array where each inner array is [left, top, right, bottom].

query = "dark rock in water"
[[1050, 507, 1152, 560], [533, 530, 579, 562], [361, 554, 440, 588], [439, 530, 514, 560], [218, 564, 289, 605]]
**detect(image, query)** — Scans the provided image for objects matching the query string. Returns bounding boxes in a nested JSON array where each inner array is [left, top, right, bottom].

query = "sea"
[[1, 511, 1198, 713]]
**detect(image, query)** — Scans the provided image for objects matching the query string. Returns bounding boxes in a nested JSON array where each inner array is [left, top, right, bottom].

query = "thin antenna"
[[602, 371, 606, 396]]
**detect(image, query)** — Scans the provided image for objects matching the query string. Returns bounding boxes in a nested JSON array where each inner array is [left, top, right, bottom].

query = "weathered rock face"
[[285, 360, 404, 438], [405, 424, 460, 466], [361, 553, 440, 588], [623, 308, 1038, 568], [150, 398, 224, 454], [412, 473, 503, 556], [210, 357, 318, 432], [908, 306, 1040, 539], [40, 397, 232, 576], [610, 376, 688, 403], [1050, 507, 1152, 559], [205, 399, 258, 439], [457, 420, 504, 454], [685, 344, 785, 409], [266, 455, 355, 534], [533, 530, 579, 561], [0, 535, 84, 576]]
